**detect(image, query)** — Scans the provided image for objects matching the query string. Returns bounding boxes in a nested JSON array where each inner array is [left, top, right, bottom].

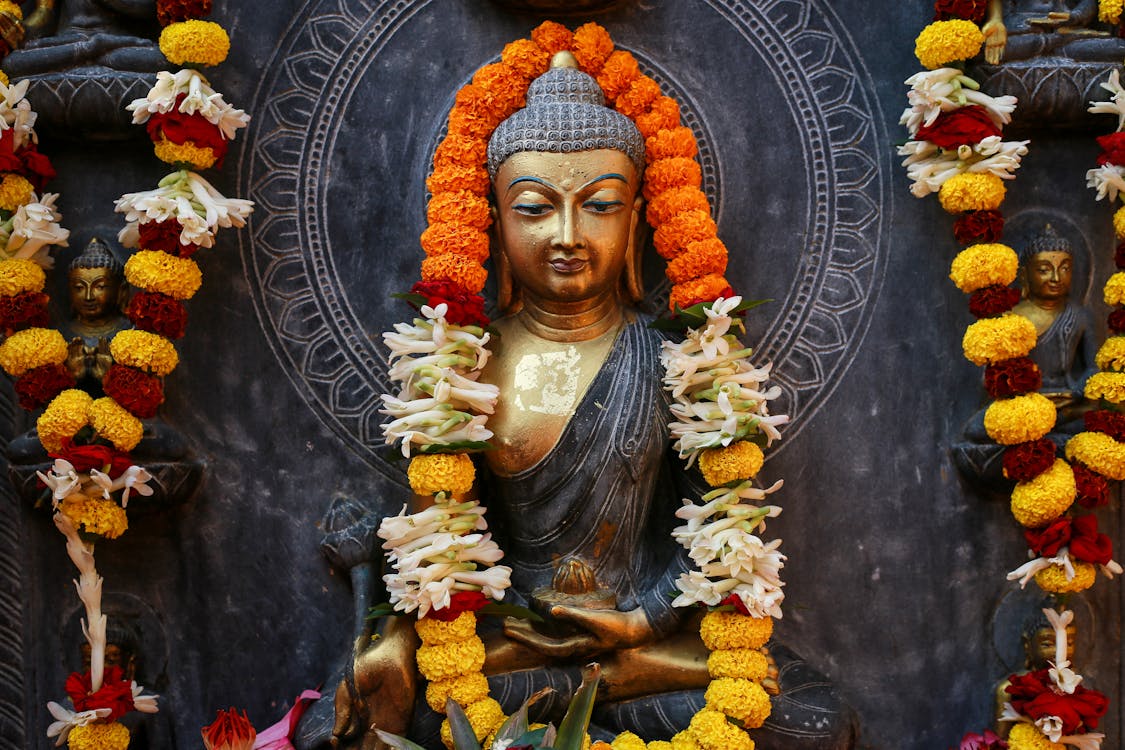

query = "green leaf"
[[554, 664, 601, 750], [392, 291, 430, 308], [417, 440, 495, 454], [366, 602, 403, 619], [478, 603, 544, 622], [493, 687, 553, 746], [445, 699, 483, 750], [374, 730, 429, 750], [649, 298, 771, 332]]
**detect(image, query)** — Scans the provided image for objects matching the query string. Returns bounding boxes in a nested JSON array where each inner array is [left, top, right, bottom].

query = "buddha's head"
[[79, 618, 139, 682], [1020, 224, 1073, 307], [68, 237, 125, 326], [487, 53, 646, 314], [1022, 608, 1076, 669]]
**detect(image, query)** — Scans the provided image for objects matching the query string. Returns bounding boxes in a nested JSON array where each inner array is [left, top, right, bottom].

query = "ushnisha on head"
[[68, 237, 126, 324], [488, 53, 647, 316], [1020, 224, 1072, 305]]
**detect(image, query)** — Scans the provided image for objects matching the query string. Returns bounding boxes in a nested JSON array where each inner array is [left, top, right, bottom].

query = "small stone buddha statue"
[[322, 55, 855, 750], [993, 608, 1077, 738], [981, 0, 1124, 63], [63, 237, 129, 389]]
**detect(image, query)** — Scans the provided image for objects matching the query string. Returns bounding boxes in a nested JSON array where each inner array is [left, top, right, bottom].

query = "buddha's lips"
[[549, 258, 587, 273]]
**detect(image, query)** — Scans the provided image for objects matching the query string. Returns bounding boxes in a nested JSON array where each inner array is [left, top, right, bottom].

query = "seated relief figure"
[[982, 0, 1124, 63], [323, 57, 856, 750], [62, 236, 130, 394]]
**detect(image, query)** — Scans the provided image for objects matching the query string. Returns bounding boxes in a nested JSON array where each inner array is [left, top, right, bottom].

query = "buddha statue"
[[981, 0, 1124, 63], [63, 237, 129, 390], [993, 607, 1077, 738], [314, 56, 855, 750]]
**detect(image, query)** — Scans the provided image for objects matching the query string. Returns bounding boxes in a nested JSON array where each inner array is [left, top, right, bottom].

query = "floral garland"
[[0, 2, 255, 748], [904, 5, 1118, 748], [378, 21, 788, 750]]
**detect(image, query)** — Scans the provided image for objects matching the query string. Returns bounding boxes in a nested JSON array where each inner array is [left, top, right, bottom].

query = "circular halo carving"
[[239, 0, 890, 479]]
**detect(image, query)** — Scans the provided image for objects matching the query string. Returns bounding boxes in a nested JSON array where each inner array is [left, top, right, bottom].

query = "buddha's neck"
[[518, 293, 623, 343], [1028, 297, 1065, 313]]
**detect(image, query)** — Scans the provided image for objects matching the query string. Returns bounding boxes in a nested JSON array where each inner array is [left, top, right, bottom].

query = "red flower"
[[968, 285, 1020, 319], [103, 363, 165, 419], [955, 729, 1008, 750], [1097, 131, 1125, 167], [1115, 242, 1125, 270], [933, 0, 989, 22], [15, 363, 75, 411], [146, 96, 229, 164], [157, 0, 212, 26], [0, 291, 49, 333], [65, 666, 135, 721], [51, 437, 134, 478], [1068, 513, 1114, 565], [1110, 309, 1125, 334], [916, 106, 1002, 149], [202, 708, 256, 750], [1073, 462, 1110, 509], [1002, 438, 1056, 482], [953, 210, 1005, 245], [127, 291, 188, 339], [137, 218, 198, 258], [0, 130, 57, 192], [410, 280, 490, 328], [718, 594, 751, 616], [984, 357, 1042, 399], [1021, 683, 1108, 735], [1024, 516, 1072, 557], [424, 590, 489, 621], [1084, 408, 1125, 442]]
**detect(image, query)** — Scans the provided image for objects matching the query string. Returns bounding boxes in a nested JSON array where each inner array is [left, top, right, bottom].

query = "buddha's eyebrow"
[[507, 176, 557, 191], [580, 173, 628, 190]]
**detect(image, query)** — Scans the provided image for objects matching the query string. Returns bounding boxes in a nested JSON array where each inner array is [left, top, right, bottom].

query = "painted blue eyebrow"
[[506, 173, 630, 191], [507, 176, 557, 191], [580, 173, 628, 190]]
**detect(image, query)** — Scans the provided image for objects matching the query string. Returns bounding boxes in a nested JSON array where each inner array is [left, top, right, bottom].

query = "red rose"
[[51, 437, 135, 478], [934, 0, 989, 22], [1073, 462, 1110, 509], [410, 280, 490, 328], [1023, 685, 1108, 735], [1024, 516, 1071, 557], [127, 291, 188, 339], [1084, 408, 1125, 442], [146, 96, 228, 165], [984, 357, 1042, 399], [1002, 438, 1056, 482], [15, 364, 75, 411], [916, 106, 1002, 149], [17, 142, 57, 192], [0, 291, 49, 333], [1097, 131, 1125, 167], [719, 594, 751, 616], [103, 363, 165, 419], [1005, 668, 1052, 707], [156, 0, 213, 26], [66, 666, 135, 721], [424, 590, 489, 621], [968, 285, 1020, 319], [1110, 309, 1125, 334], [1068, 513, 1114, 565], [954, 210, 1005, 245], [137, 218, 198, 258]]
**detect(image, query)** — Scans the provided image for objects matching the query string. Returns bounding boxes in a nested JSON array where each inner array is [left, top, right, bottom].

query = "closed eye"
[[513, 203, 553, 216], [583, 200, 623, 213]]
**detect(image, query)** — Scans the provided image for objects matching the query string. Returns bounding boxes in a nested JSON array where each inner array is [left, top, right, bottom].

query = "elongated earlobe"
[[624, 195, 645, 304], [491, 206, 519, 315]]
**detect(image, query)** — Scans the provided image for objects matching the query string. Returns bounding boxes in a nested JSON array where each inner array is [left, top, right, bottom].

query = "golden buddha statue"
[[63, 237, 129, 388], [323, 56, 854, 750], [993, 609, 1077, 737], [981, 0, 1123, 63]]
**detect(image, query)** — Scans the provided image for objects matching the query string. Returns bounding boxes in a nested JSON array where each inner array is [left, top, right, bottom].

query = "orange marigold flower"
[[427, 191, 492, 231], [531, 21, 574, 55], [434, 134, 489, 169], [670, 274, 731, 310], [421, 254, 488, 294], [501, 38, 550, 80], [646, 185, 711, 227], [616, 75, 662, 119], [573, 23, 614, 74], [471, 62, 527, 112], [666, 238, 728, 284], [447, 85, 505, 139], [646, 127, 698, 163], [597, 50, 641, 102], [420, 223, 490, 263], [654, 210, 717, 259], [426, 163, 490, 195], [643, 157, 702, 200], [635, 96, 682, 138]]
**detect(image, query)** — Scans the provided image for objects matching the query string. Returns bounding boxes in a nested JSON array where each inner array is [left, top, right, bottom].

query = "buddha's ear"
[[623, 194, 645, 304], [490, 204, 520, 315]]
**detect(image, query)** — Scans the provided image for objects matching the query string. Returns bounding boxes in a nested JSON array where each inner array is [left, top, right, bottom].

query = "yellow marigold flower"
[[1115, 205, 1125, 240], [153, 138, 218, 170], [687, 707, 754, 750], [425, 672, 490, 713], [0, 327, 66, 376], [593, 744, 613, 750], [1035, 561, 1096, 594], [948, 244, 1019, 294], [1086, 371, 1125, 403], [939, 173, 1006, 214], [915, 20, 984, 69], [415, 610, 477, 645], [0, 1, 21, 20], [700, 611, 772, 651], [416, 635, 486, 682], [0, 173, 33, 212], [705, 677, 771, 728], [90, 397, 144, 452], [1067, 430, 1125, 481], [983, 393, 1055, 445], [961, 314, 1037, 366], [648, 743, 674, 750], [66, 721, 132, 750], [110, 330, 179, 376], [1007, 723, 1064, 750], [1095, 336, 1125, 372], [707, 647, 770, 680], [0, 71, 7, 86], [1105, 271, 1125, 306], [611, 733, 647, 750], [1101, 0, 1125, 24], [439, 697, 505, 746], [37, 389, 93, 453], [698, 441, 764, 486], [670, 731, 702, 750], [408, 453, 475, 496], [124, 250, 202, 300], [1010, 458, 1076, 528], [60, 495, 129, 540], [159, 19, 230, 67], [0, 257, 46, 296]]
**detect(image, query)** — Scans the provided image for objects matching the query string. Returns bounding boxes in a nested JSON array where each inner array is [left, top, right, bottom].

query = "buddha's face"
[[1030, 623, 1076, 665], [493, 149, 640, 306], [1024, 250, 1072, 303], [69, 266, 122, 323]]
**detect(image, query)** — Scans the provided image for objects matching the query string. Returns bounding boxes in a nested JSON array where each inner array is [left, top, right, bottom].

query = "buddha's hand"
[[982, 18, 1007, 64], [332, 616, 418, 749], [504, 606, 654, 659], [92, 338, 113, 382], [65, 338, 86, 380]]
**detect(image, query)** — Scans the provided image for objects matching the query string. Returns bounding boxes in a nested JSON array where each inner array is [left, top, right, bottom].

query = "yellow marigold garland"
[[37, 389, 94, 453], [914, 20, 985, 69], [983, 393, 1056, 445], [65, 721, 132, 750], [89, 397, 144, 452], [159, 19, 230, 67], [415, 610, 478, 645], [1101, 0, 1125, 24], [109, 329, 179, 376], [610, 733, 647, 750], [425, 672, 491, 713], [124, 250, 203, 300], [699, 611, 772, 651], [0, 173, 33, 212], [707, 648, 770, 680], [152, 138, 218, 170], [0, 0, 22, 20], [1094, 336, 1125, 372], [0, 257, 46, 296], [948, 243, 1019, 293], [416, 635, 487, 684], [698, 441, 764, 487], [1103, 271, 1125, 305], [1085, 370, 1125, 403], [1114, 205, 1125, 239], [704, 677, 771, 728], [0, 327, 66, 376], [1007, 723, 1064, 750], [1067, 430, 1125, 481], [686, 708, 753, 750], [938, 173, 1006, 214], [59, 495, 129, 539], [1034, 561, 1097, 594], [1010, 458, 1076, 528], [961, 314, 1037, 366]]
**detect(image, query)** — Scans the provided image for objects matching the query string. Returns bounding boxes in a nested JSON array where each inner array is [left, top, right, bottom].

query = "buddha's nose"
[[553, 204, 582, 251]]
